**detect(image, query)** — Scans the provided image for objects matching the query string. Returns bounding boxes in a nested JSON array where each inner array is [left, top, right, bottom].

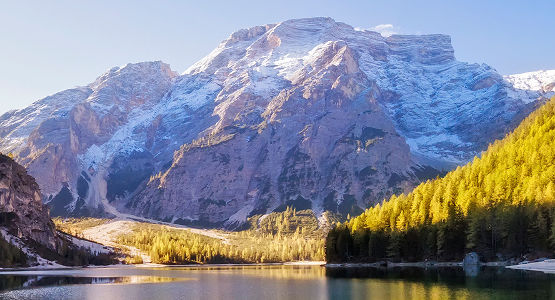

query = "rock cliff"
[[0, 154, 58, 251], [0, 18, 553, 227]]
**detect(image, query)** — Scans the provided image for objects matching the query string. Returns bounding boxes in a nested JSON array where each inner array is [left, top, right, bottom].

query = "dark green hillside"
[[0, 235, 27, 267]]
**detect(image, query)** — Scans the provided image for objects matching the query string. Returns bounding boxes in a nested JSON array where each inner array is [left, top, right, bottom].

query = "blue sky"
[[1, 0, 554, 114]]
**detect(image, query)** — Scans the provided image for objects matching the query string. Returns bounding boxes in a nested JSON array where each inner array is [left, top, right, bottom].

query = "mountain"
[[0, 154, 118, 267], [504, 70, 555, 100], [0, 154, 59, 251], [0, 62, 178, 218], [0, 18, 553, 227], [327, 96, 555, 262], [0, 153, 61, 266]]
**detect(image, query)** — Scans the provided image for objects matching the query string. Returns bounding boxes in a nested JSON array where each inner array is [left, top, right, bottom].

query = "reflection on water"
[[0, 275, 180, 292], [464, 264, 479, 277], [326, 266, 555, 300], [164, 264, 327, 280], [0, 265, 553, 300]]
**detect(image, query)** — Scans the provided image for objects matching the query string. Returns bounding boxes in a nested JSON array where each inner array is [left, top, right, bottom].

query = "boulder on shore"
[[463, 252, 480, 266]]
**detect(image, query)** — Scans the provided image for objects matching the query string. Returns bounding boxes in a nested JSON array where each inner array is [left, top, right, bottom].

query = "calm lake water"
[[0, 265, 553, 299]]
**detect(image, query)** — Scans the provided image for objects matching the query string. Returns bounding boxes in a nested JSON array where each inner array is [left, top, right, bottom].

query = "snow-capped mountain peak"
[[504, 70, 555, 91], [0, 17, 553, 227]]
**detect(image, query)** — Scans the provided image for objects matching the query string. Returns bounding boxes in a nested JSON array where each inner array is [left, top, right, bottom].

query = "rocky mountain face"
[[0, 154, 58, 251], [0, 18, 553, 228], [0, 62, 178, 217]]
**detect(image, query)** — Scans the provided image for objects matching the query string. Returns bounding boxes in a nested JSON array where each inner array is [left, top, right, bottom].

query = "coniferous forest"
[[327, 97, 555, 263], [0, 235, 27, 267], [55, 208, 328, 264]]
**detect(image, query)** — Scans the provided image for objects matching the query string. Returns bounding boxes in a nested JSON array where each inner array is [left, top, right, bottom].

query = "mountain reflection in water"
[[0, 265, 553, 300]]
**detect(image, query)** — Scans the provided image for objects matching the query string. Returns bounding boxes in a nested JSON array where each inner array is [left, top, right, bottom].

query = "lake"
[[0, 265, 553, 299]]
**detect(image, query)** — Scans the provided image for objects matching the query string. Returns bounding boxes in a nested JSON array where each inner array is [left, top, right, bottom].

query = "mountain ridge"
[[0, 17, 553, 227]]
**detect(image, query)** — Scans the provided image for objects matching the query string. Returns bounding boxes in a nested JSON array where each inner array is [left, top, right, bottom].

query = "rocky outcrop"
[[131, 40, 426, 226], [127, 18, 552, 227], [0, 61, 177, 216], [0, 18, 553, 227], [0, 154, 58, 251]]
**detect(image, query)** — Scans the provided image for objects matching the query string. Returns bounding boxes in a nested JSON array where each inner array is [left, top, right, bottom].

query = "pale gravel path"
[[74, 168, 231, 263], [77, 194, 232, 263], [98, 171, 229, 244], [81, 220, 152, 263], [81, 218, 231, 264]]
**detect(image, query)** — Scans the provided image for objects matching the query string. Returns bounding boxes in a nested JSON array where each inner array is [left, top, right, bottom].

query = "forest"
[[0, 235, 27, 267], [56, 208, 329, 264], [327, 97, 555, 263], [117, 207, 326, 264]]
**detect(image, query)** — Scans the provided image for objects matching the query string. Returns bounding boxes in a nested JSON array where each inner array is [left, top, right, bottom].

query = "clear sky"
[[1, 0, 554, 114]]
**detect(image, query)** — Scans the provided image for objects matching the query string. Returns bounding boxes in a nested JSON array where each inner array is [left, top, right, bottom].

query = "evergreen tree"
[[327, 96, 555, 262]]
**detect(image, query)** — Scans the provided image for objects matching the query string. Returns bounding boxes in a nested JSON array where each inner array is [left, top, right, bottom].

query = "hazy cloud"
[[355, 24, 399, 37]]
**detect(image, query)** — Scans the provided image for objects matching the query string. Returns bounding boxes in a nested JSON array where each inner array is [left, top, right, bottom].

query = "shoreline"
[[0, 261, 326, 272], [325, 260, 512, 269], [3, 260, 555, 276], [6, 259, 555, 274], [506, 259, 555, 274]]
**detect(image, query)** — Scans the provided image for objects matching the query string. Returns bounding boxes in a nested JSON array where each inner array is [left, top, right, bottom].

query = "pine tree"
[[327, 96, 555, 263]]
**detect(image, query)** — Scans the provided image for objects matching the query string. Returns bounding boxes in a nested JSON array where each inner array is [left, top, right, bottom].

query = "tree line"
[[117, 207, 326, 264], [0, 235, 27, 267], [327, 97, 555, 263]]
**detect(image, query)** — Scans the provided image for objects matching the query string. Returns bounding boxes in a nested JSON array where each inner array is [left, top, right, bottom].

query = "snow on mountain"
[[504, 70, 555, 104], [505, 70, 555, 92], [184, 18, 549, 165], [0, 17, 553, 227], [0, 87, 92, 153]]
